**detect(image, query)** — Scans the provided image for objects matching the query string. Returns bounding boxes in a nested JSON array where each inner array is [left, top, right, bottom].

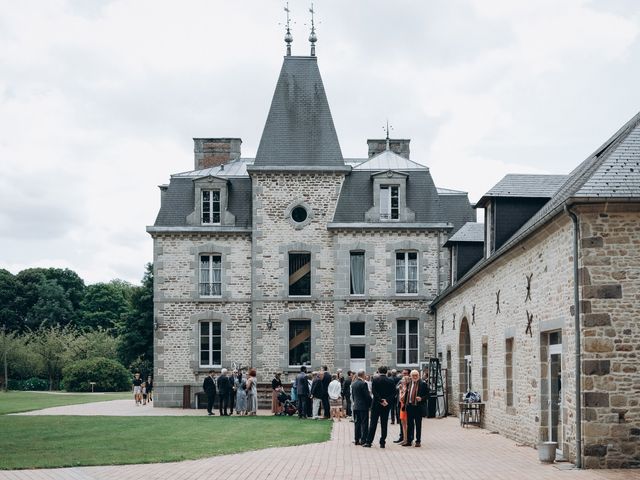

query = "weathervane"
[[308, 3, 317, 56], [383, 120, 393, 150], [284, 2, 293, 56]]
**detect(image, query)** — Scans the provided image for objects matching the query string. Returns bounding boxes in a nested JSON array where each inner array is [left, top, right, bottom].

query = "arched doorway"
[[459, 317, 471, 398]]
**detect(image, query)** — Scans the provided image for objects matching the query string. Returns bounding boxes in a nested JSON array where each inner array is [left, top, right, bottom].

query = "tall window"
[[289, 320, 311, 366], [200, 321, 221, 367], [289, 252, 311, 296], [350, 251, 365, 295], [505, 338, 514, 407], [199, 254, 221, 296], [202, 190, 221, 224], [380, 185, 399, 220], [395, 251, 418, 294], [397, 319, 418, 365]]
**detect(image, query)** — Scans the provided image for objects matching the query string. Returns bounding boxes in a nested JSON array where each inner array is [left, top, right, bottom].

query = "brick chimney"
[[367, 139, 410, 159], [194, 138, 242, 170]]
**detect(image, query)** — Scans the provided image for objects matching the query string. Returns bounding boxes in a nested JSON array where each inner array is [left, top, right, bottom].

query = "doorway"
[[548, 331, 562, 455]]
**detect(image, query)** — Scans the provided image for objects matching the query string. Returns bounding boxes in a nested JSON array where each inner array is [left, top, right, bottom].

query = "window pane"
[[212, 336, 221, 350], [289, 253, 311, 296], [200, 322, 209, 336], [350, 251, 365, 295], [409, 349, 418, 364], [350, 345, 366, 359], [201, 351, 209, 365], [398, 349, 406, 365], [211, 191, 220, 201], [212, 351, 221, 366], [409, 319, 418, 334], [409, 335, 418, 349], [398, 319, 406, 334], [289, 320, 311, 366], [212, 322, 221, 335], [350, 322, 365, 336]]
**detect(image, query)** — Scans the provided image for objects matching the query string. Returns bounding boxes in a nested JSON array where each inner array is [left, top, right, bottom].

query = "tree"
[[79, 280, 133, 331], [0, 328, 17, 391], [117, 264, 153, 368], [68, 329, 119, 360], [0, 270, 20, 331], [28, 325, 76, 390]]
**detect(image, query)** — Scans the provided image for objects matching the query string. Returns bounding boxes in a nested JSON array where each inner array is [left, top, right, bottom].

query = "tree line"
[[0, 264, 153, 391]]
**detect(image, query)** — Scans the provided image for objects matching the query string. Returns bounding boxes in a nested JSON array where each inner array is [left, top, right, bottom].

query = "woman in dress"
[[398, 376, 409, 445], [246, 368, 258, 415], [327, 374, 342, 421], [271, 372, 283, 415], [235, 370, 247, 415]]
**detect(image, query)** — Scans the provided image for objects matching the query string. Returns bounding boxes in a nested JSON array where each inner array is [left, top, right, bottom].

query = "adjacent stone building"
[[433, 112, 640, 468], [147, 43, 474, 407]]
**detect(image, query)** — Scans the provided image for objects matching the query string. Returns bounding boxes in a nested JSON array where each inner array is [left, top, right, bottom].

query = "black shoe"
[[393, 438, 403, 443], [207, 412, 213, 416], [362, 443, 371, 448], [354, 441, 361, 445], [380, 443, 385, 449]]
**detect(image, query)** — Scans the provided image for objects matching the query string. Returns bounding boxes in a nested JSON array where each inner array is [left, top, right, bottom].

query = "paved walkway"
[[3, 400, 639, 480]]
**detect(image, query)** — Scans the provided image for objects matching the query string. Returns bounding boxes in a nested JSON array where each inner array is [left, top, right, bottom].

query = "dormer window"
[[380, 185, 399, 220], [202, 190, 221, 225]]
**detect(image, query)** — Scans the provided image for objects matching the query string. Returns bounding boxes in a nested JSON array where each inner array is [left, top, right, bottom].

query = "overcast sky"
[[1, 0, 640, 285]]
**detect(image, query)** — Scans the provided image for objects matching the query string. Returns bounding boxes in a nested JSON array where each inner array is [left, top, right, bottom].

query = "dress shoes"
[[393, 438, 403, 443], [379, 443, 385, 449], [362, 443, 372, 448], [414, 442, 421, 447], [401, 442, 412, 447], [354, 441, 361, 446]]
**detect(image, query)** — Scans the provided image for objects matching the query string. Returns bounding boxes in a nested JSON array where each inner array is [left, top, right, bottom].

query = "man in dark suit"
[[403, 369, 429, 447], [342, 370, 353, 417], [217, 368, 230, 416], [321, 365, 331, 419], [296, 366, 310, 419], [203, 370, 216, 416], [365, 366, 396, 448], [351, 369, 372, 446]]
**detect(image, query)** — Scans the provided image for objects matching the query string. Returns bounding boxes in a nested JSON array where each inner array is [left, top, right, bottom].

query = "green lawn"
[[0, 416, 332, 469], [0, 391, 130, 415]]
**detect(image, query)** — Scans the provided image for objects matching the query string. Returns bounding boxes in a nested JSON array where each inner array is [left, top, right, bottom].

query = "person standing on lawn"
[[203, 370, 216, 416], [217, 368, 231, 416], [296, 366, 310, 419], [271, 372, 283, 415], [321, 365, 331, 418], [246, 368, 258, 415], [146, 375, 154, 403], [132, 372, 143, 406]]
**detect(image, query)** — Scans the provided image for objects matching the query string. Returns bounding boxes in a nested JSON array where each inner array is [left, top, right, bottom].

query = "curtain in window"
[[408, 252, 418, 293], [211, 256, 222, 296], [350, 252, 365, 295], [200, 256, 210, 295]]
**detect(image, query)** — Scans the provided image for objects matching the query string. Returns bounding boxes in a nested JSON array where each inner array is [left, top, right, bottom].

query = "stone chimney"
[[367, 139, 411, 159], [194, 138, 242, 170]]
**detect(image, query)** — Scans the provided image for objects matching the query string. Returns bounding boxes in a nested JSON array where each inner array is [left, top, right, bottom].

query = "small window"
[[200, 321, 221, 367], [397, 319, 418, 365], [289, 320, 311, 366], [350, 251, 365, 295], [350, 344, 366, 359], [395, 251, 418, 294], [199, 254, 222, 297], [289, 252, 311, 296], [202, 190, 221, 225], [380, 185, 399, 220], [350, 322, 365, 337], [291, 206, 308, 223], [506, 338, 514, 407]]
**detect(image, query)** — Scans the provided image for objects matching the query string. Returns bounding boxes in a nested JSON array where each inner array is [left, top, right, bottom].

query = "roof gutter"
[[564, 202, 582, 469]]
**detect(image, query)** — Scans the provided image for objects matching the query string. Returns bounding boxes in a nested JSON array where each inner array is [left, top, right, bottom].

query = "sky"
[[1, 0, 640, 285]]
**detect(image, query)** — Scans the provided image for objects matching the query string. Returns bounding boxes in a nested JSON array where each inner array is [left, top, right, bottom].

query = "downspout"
[[564, 204, 582, 469]]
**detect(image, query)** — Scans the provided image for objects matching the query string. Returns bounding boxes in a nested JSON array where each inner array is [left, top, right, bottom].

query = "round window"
[[291, 206, 308, 223]]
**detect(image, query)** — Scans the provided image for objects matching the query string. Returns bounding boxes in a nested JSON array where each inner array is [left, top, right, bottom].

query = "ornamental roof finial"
[[308, 3, 317, 56], [284, 3, 293, 56]]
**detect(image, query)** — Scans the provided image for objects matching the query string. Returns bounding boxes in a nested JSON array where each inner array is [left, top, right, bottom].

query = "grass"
[[0, 415, 332, 469], [0, 391, 130, 415]]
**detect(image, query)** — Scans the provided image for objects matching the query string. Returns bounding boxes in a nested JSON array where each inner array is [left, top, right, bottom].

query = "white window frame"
[[380, 185, 399, 221], [199, 321, 222, 368], [395, 250, 418, 295], [397, 318, 419, 367], [201, 189, 221, 225], [199, 254, 222, 297]]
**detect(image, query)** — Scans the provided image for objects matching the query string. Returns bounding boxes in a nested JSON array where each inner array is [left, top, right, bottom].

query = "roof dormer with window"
[[365, 170, 415, 223], [187, 175, 236, 227]]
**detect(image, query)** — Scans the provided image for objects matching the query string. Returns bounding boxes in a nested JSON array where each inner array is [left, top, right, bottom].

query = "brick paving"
[[3, 401, 639, 480]]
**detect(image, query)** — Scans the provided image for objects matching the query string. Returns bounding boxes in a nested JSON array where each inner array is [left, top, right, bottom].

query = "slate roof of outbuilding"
[[445, 222, 484, 244], [433, 110, 640, 306], [438, 192, 477, 234], [476, 174, 568, 206], [253, 56, 345, 169]]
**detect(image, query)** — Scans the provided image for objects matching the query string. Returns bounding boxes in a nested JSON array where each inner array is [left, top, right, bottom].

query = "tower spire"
[[284, 3, 293, 56], [308, 3, 317, 56]]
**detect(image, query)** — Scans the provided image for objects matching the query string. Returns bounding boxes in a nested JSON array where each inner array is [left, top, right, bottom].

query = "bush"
[[8, 377, 49, 391], [62, 357, 131, 392]]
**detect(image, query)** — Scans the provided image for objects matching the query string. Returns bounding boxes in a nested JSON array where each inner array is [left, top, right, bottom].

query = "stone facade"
[[434, 203, 640, 468]]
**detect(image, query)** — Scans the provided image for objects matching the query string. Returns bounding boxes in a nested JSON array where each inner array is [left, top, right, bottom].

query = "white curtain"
[[350, 253, 365, 295]]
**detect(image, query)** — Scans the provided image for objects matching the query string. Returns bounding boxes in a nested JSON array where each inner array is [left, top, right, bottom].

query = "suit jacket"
[[342, 377, 352, 399], [217, 375, 230, 395], [203, 376, 216, 396], [404, 379, 428, 405], [310, 378, 324, 398], [371, 374, 396, 409], [351, 378, 372, 411], [296, 372, 310, 396], [321, 371, 331, 398]]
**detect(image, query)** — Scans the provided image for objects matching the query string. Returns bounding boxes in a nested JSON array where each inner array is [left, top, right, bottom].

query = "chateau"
[[148, 28, 639, 470]]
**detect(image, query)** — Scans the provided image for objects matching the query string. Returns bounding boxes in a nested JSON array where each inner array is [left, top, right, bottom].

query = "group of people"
[[202, 368, 258, 416], [293, 365, 429, 448], [132, 372, 153, 405]]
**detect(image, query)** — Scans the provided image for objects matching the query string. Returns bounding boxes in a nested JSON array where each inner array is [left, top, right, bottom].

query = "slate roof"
[[172, 158, 252, 178], [476, 174, 568, 206], [444, 222, 484, 246], [153, 177, 252, 229], [433, 110, 640, 306], [253, 56, 345, 169], [353, 149, 427, 171], [438, 191, 476, 234]]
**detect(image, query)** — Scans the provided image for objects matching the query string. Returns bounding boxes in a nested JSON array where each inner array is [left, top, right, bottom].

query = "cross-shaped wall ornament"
[[441, 318, 444, 334], [525, 273, 533, 302], [496, 290, 501, 314], [452, 313, 456, 330], [472, 304, 476, 325], [525, 310, 533, 337]]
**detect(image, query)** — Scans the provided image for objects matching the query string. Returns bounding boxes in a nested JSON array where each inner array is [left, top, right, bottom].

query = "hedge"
[[62, 357, 131, 392]]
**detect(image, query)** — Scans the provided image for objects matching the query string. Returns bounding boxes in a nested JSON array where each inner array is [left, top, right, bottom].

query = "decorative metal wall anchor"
[[496, 290, 501, 314], [441, 318, 444, 334], [266, 315, 273, 331], [471, 304, 476, 325], [525, 310, 533, 337], [452, 313, 456, 330], [525, 273, 533, 302]]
